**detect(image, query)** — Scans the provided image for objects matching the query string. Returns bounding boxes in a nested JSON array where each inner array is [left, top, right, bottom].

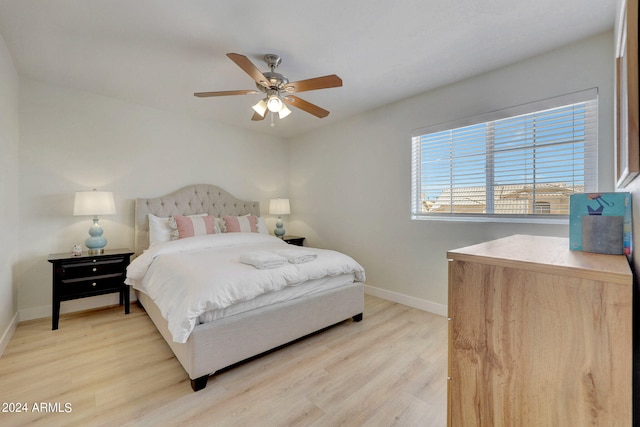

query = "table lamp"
[[269, 198, 290, 238], [73, 189, 116, 254]]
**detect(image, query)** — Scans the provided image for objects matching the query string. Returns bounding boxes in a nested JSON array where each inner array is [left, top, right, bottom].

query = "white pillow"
[[148, 213, 209, 246], [256, 216, 268, 235], [148, 214, 173, 246]]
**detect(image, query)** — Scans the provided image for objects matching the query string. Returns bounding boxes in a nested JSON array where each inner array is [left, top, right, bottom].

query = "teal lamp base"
[[274, 216, 286, 239], [85, 217, 107, 255]]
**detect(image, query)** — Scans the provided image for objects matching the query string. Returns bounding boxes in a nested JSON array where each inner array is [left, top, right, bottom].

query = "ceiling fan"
[[194, 53, 342, 124]]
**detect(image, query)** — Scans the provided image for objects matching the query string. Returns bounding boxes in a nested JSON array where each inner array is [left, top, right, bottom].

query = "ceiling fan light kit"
[[194, 53, 342, 125], [266, 93, 283, 112]]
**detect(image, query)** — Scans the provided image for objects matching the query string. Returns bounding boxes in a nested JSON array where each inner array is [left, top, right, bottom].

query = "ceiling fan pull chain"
[[270, 112, 275, 127]]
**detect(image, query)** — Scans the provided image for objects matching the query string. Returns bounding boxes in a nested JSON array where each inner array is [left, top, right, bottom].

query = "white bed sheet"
[[196, 273, 355, 323], [126, 233, 366, 343]]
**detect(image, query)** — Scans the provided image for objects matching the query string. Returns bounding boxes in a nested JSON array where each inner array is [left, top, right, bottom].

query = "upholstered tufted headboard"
[[134, 184, 260, 255]]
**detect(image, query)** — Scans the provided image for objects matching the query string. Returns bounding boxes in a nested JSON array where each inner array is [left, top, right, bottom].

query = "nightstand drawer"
[[59, 257, 127, 279], [58, 273, 125, 297]]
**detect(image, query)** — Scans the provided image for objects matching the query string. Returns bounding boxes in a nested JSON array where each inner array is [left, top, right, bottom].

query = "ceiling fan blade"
[[251, 111, 266, 121], [194, 90, 258, 97], [283, 95, 330, 118], [284, 74, 342, 93], [227, 53, 269, 87]]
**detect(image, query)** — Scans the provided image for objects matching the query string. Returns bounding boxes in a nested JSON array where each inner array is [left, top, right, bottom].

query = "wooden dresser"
[[447, 234, 632, 426]]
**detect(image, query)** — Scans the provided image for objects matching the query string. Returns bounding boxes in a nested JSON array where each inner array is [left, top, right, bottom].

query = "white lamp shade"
[[252, 99, 268, 117], [278, 104, 292, 119], [269, 198, 290, 215], [73, 191, 116, 216], [266, 96, 283, 113]]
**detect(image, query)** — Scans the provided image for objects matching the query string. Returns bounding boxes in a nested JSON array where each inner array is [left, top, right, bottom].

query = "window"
[[534, 201, 551, 214], [411, 89, 598, 222]]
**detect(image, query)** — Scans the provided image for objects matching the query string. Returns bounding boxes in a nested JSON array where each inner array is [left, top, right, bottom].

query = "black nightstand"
[[48, 248, 134, 330], [282, 235, 305, 246]]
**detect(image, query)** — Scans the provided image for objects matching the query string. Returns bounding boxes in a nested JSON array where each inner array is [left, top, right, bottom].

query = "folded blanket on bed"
[[240, 251, 288, 269], [275, 248, 318, 264]]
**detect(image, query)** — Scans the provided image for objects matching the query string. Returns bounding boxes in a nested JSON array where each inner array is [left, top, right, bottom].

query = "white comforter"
[[126, 233, 366, 343]]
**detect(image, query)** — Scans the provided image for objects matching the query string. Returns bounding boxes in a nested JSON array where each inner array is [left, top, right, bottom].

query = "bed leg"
[[190, 375, 208, 391], [352, 313, 363, 322]]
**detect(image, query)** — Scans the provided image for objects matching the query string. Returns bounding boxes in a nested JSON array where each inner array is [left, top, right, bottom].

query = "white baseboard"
[[19, 292, 137, 323], [0, 311, 18, 357], [364, 285, 447, 317], [15, 285, 443, 326]]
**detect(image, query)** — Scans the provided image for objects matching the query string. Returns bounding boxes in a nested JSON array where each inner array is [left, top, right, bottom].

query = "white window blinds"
[[411, 89, 598, 221]]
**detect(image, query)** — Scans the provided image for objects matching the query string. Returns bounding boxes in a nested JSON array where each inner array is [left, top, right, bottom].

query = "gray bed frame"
[[133, 184, 364, 391]]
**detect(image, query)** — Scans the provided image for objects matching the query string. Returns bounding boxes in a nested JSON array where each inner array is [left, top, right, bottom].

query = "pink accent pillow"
[[172, 214, 215, 239], [224, 215, 258, 233]]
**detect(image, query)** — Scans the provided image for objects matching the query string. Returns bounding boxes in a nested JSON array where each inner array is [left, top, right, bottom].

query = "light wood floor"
[[0, 295, 448, 426]]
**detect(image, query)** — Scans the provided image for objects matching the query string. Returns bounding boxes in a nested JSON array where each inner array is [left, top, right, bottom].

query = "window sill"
[[411, 214, 569, 225]]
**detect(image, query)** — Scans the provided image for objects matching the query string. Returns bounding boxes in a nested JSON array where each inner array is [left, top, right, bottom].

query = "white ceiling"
[[0, 0, 616, 138]]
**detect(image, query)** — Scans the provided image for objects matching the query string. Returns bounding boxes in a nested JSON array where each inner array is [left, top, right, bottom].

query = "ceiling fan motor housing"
[[255, 54, 288, 92], [257, 71, 289, 91]]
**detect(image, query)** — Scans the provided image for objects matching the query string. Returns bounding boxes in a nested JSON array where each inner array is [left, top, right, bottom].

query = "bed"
[[128, 184, 365, 391]]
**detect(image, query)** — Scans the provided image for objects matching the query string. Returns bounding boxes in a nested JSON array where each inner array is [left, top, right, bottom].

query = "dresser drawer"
[[59, 257, 127, 279], [58, 273, 125, 297]]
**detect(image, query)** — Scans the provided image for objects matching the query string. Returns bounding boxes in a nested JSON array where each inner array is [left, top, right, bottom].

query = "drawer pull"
[[92, 259, 97, 263], [92, 282, 97, 287], [93, 268, 97, 272]]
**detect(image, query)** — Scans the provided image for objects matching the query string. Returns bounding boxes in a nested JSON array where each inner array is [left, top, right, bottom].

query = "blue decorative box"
[[569, 192, 632, 255]]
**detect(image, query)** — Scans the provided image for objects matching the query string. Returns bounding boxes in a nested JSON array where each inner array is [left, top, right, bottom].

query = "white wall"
[[0, 32, 20, 352], [17, 78, 289, 319], [288, 32, 615, 312]]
